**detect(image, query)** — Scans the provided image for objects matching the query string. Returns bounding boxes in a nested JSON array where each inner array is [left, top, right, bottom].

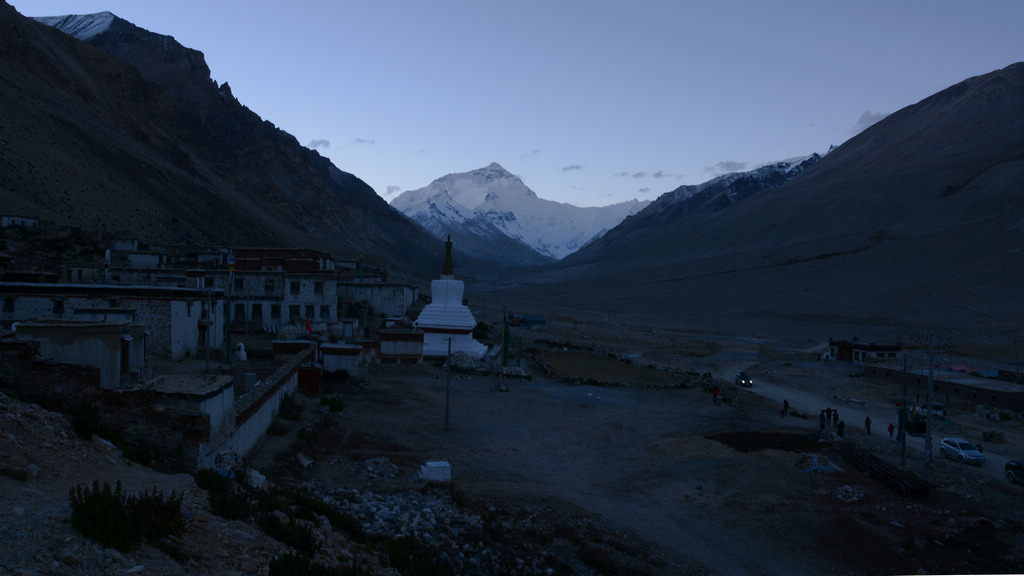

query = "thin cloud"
[[308, 139, 330, 149], [638, 187, 651, 194], [521, 149, 541, 160], [612, 171, 630, 177], [385, 185, 402, 197], [352, 138, 375, 145], [632, 171, 648, 178], [562, 164, 584, 172], [849, 110, 889, 135], [704, 161, 747, 175]]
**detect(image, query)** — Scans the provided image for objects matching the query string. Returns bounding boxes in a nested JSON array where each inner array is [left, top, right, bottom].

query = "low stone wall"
[[198, 342, 315, 469]]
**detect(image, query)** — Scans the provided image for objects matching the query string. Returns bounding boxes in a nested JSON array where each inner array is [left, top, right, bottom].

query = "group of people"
[[818, 407, 845, 437]]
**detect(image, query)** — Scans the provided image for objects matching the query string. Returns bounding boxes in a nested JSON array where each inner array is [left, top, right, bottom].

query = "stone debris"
[[798, 454, 843, 474], [833, 484, 863, 503]]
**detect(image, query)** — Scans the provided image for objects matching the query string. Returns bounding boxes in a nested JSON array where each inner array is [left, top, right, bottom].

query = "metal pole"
[[925, 336, 935, 481], [205, 288, 211, 372], [226, 269, 233, 365], [901, 352, 907, 467], [444, 337, 452, 431]]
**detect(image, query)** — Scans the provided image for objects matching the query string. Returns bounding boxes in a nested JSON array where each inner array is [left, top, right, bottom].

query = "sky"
[[12, 1, 1024, 207]]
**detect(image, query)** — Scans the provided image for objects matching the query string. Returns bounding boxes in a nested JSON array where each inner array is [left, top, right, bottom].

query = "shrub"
[[72, 402, 100, 440], [0, 466, 28, 481], [258, 513, 321, 557], [194, 468, 232, 495], [278, 394, 303, 420], [209, 488, 254, 521], [379, 535, 452, 576], [68, 480, 184, 552], [269, 553, 359, 576], [320, 397, 345, 412], [69, 480, 138, 551]]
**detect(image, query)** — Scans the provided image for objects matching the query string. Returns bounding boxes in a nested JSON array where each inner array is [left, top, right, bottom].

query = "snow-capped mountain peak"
[[33, 12, 115, 41], [392, 164, 648, 260]]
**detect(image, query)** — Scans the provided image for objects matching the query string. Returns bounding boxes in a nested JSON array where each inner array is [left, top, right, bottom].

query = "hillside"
[[0, 4, 442, 279], [497, 63, 1024, 349]]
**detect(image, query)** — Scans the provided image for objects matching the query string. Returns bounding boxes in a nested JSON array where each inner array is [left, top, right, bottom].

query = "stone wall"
[[339, 282, 417, 317], [198, 343, 314, 469]]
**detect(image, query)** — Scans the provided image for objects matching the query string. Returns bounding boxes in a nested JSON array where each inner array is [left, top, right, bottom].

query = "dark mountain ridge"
[[503, 63, 1024, 346], [0, 4, 442, 278]]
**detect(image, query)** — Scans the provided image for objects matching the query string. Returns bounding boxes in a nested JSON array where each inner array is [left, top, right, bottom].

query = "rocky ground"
[[2, 320, 1024, 575]]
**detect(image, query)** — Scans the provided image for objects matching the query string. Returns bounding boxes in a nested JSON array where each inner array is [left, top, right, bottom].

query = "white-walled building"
[[0, 282, 225, 361]]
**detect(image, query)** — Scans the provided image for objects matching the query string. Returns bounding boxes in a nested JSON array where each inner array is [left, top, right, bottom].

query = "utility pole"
[[444, 336, 452, 432], [605, 313, 610, 356], [925, 335, 935, 481], [900, 352, 908, 467]]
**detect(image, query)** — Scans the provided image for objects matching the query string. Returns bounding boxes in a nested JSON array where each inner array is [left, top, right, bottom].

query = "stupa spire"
[[441, 235, 454, 279]]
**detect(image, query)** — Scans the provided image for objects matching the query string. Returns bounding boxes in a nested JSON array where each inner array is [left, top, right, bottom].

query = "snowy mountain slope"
[[392, 163, 648, 260], [561, 153, 823, 267]]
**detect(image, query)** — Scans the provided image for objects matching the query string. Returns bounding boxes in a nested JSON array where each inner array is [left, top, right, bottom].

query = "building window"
[[2, 298, 13, 313], [234, 302, 246, 320], [320, 305, 329, 319], [52, 299, 65, 316], [305, 305, 314, 319], [252, 304, 263, 319], [271, 304, 281, 319], [290, 281, 300, 295], [264, 279, 275, 294], [314, 281, 323, 295], [288, 305, 300, 319]]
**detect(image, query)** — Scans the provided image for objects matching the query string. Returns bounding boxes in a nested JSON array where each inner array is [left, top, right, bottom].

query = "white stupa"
[[415, 236, 488, 358]]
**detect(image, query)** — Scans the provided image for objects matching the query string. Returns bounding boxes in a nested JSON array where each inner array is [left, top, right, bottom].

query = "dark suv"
[[735, 371, 753, 387], [1006, 461, 1024, 484]]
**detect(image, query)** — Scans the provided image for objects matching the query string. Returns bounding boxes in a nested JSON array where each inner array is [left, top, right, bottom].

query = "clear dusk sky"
[[12, 1, 1024, 207]]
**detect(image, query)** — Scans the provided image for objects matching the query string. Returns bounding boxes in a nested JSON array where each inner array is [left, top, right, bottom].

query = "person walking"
[[826, 408, 833, 428], [782, 399, 789, 418], [833, 410, 840, 431], [819, 410, 826, 431], [864, 415, 872, 435], [837, 420, 845, 438], [712, 385, 719, 405], [888, 422, 895, 439]]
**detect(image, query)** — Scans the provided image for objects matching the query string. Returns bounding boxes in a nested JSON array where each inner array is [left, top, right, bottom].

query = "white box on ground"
[[420, 460, 451, 481]]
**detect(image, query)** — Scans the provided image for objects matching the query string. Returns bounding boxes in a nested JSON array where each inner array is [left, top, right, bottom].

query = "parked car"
[[1006, 461, 1024, 484], [939, 437, 985, 465], [734, 371, 753, 387]]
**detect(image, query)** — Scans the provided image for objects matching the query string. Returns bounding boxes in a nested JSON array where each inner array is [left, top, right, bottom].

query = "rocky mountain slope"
[[391, 163, 648, 261], [501, 63, 1024, 346], [0, 5, 442, 278]]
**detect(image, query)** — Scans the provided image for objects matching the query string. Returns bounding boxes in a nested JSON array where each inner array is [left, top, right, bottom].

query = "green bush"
[[68, 480, 184, 552], [72, 402, 100, 440], [269, 553, 361, 576], [379, 535, 452, 576], [319, 397, 345, 412], [0, 466, 28, 481], [194, 468, 232, 495], [258, 513, 321, 557], [209, 489, 254, 520], [278, 394, 303, 420]]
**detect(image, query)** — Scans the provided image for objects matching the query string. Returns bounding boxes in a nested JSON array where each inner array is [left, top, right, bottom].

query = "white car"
[[939, 437, 984, 466]]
